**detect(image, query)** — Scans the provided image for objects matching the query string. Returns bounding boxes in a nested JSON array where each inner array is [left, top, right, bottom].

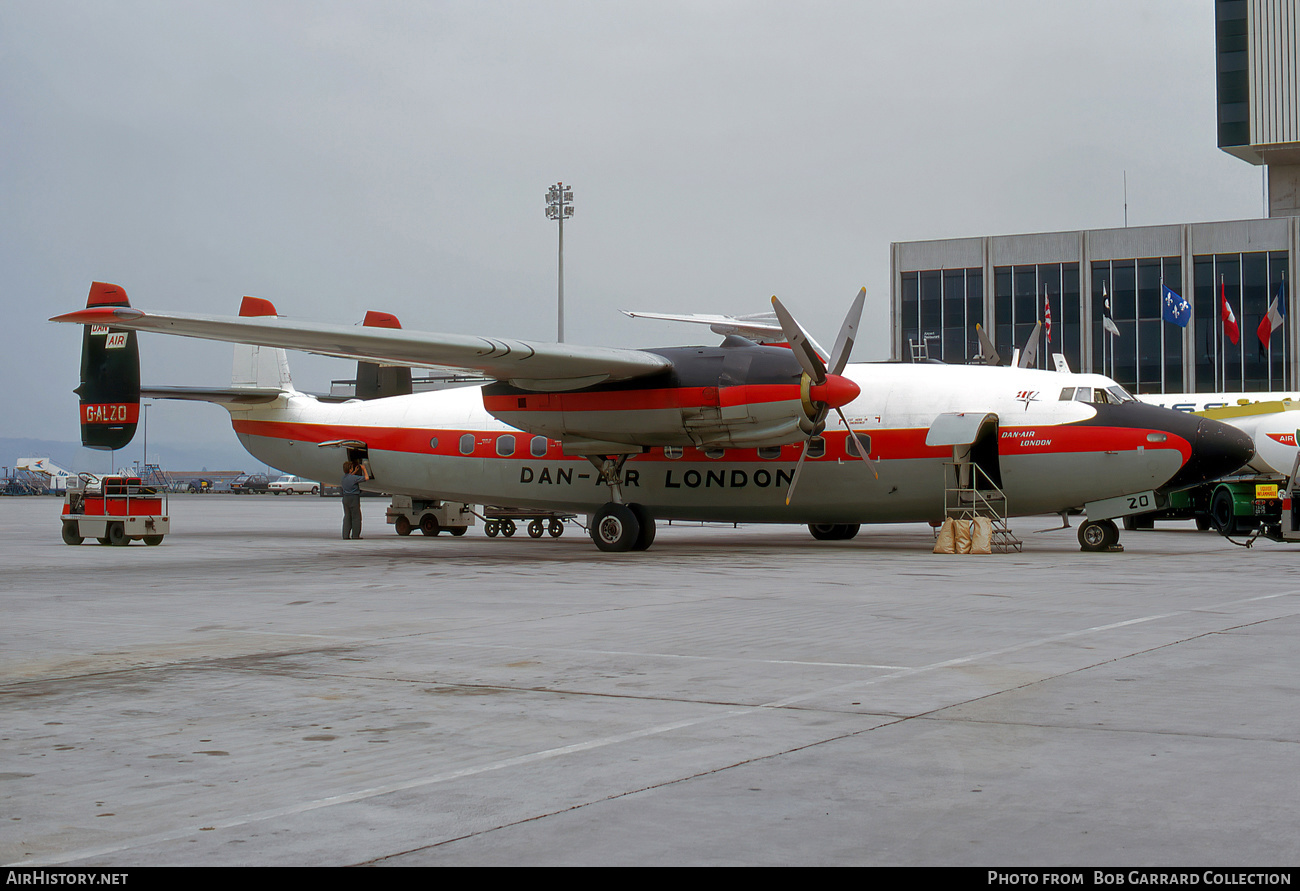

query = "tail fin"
[[76, 282, 140, 450], [231, 296, 294, 390], [355, 311, 412, 399]]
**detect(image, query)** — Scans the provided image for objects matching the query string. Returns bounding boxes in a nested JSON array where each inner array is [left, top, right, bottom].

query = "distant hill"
[[0, 438, 273, 476]]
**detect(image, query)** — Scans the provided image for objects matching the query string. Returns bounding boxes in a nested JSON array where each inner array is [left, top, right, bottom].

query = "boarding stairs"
[[943, 461, 1022, 553]]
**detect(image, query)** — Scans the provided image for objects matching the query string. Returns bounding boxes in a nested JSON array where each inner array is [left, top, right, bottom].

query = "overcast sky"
[[0, 0, 1266, 464]]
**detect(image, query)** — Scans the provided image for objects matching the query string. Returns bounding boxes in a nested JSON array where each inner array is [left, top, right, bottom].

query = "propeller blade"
[[828, 287, 866, 376], [836, 407, 878, 479], [1015, 321, 1042, 368], [975, 323, 1001, 366], [785, 440, 810, 506], [770, 296, 826, 385]]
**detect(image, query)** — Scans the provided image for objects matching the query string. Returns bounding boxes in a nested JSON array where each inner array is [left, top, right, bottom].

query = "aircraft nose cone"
[[809, 374, 860, 409], [1163, 417, 1255, 491]]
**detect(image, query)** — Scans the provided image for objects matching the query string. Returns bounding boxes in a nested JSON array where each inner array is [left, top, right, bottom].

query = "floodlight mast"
[[545, 182, 574, 342]]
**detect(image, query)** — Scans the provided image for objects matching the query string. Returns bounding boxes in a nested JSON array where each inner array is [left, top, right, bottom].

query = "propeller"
[[770, 288, 872, 506]]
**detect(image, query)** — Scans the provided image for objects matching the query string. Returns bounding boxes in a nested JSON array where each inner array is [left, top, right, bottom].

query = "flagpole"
[[1215, 274, 1221, 392], [1160, 272, 1166, 394]]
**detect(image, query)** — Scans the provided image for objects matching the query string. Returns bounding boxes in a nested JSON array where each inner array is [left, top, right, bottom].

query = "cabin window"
[[807, 436, 826, 459], [757, 446, 782, 460], [531, 436, 548, 457], [1147, 433, 1167, 443], [704, 448, 725, 459], [429, 437, 438, 451], [663, 446, 683, 459], [847, 433, 871, 457], [459, 434, 474, 455], [497, 435, 516, 457]]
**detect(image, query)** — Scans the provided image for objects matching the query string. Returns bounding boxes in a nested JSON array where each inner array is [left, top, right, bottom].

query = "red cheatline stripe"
[[483, 384, 803, 413], [231, 418, 1190, 463]]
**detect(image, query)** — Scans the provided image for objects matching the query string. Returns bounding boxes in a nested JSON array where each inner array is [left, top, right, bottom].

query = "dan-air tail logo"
[[1015, 390, 1040, 410]]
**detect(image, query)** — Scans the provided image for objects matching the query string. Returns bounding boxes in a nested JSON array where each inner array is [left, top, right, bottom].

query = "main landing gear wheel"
[[808, 523, 860, 541], [61, 522, 83, 546], [394, 515, 412, 536], [590, 503, 654, 552], [419, 514, 440, 536], [1078, 518, 1119, 552], [628, 503, 656, 551]]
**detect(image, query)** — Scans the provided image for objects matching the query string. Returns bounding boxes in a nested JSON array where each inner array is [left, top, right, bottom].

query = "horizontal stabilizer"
[[141, 386, 284, 405]]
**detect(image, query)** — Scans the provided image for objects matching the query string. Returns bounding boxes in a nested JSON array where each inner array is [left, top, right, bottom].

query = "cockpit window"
[[1072, 386, 1133, 405], [1059, 388, 1076, 401]]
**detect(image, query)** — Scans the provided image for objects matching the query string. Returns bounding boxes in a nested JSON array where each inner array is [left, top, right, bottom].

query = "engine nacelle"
[[481, 339, 859, 452]]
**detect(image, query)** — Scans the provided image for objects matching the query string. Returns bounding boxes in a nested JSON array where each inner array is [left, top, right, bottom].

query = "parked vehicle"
[[269, 475, 320, 495], [229, 473, 270, 494], [62, 474, 168, 546], [186, 478, 213, 493]]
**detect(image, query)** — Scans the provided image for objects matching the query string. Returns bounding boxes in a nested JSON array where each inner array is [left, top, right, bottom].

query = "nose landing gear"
[[1078, 518, 1122, 552]]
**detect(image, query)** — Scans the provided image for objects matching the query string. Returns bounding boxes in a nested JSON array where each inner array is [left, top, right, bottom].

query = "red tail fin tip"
[[88, 282, 129, 307]]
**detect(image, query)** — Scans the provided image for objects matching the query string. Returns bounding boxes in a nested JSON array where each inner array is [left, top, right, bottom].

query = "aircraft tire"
[[591, 503, 640, 552], [1078, 519, 1118, 551], [419, 514, 440, 536], [628, 503, 656, 551], [61, 522, 84, 546], [107, 522, 129, 547], [809, 523, 858, 541]]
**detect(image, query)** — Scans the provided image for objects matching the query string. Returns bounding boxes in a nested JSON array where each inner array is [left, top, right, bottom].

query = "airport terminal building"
[[890, 0, 1300, 395]]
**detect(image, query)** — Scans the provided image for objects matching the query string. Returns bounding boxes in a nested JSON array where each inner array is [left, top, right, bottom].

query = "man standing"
[[341, 460, 369, 539]]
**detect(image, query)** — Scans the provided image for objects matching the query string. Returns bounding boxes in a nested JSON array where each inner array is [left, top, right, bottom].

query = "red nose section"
[[809, 374, 860, 409]]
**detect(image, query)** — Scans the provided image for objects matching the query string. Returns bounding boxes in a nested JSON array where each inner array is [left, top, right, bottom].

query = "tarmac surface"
[[2, 495, 1298, 867]]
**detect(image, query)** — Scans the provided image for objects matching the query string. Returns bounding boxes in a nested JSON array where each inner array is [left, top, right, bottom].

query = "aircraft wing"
[[53, 305, 672, 391], [621, 309, 828, 359]]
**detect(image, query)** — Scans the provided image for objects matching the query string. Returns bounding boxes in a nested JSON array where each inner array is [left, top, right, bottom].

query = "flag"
[[1256, 279, 1287, 348], [1161, 285, 1190, 327], [1043, 289, 1052, 345], [1220, 278, 1239, 345], [1102, 282, 1119, 337]]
